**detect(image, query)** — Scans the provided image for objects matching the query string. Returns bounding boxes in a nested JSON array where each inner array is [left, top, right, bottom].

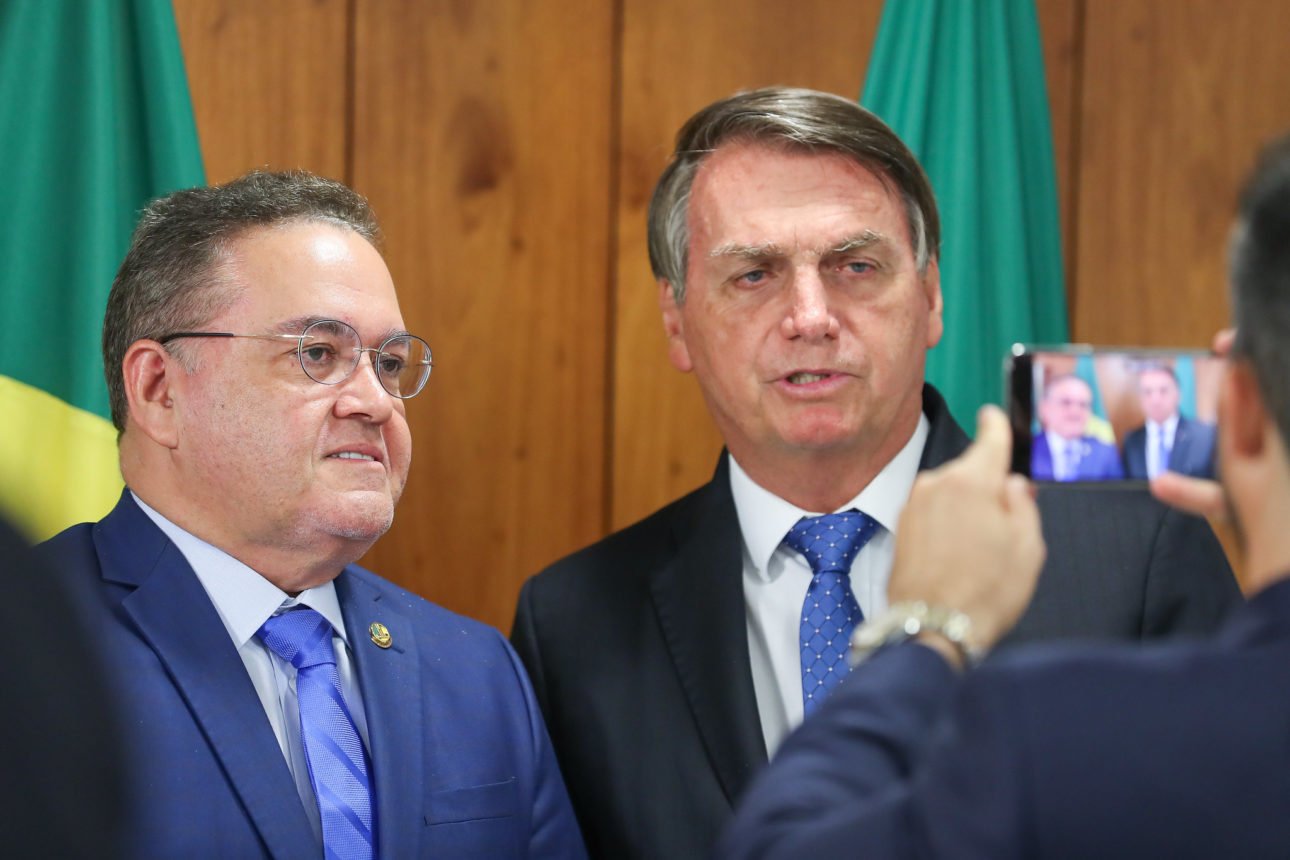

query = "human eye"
[[377, 353, 406, 377], [839, 258, 877, 276], [300, 338, 340, 368], [733, 268, 770, 288]]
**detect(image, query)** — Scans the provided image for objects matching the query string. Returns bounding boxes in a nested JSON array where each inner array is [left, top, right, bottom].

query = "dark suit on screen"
[[1031, 432, 1125, 481], [38, 492, 585, 860], [1124, 415, 1218, 479], [510, 385, 1240, 860], [720, 578, 1290, 860]]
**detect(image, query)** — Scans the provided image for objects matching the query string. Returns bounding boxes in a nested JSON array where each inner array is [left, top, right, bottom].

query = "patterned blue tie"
[[785, 511, 879, 715], [258, 608, 376, 860]]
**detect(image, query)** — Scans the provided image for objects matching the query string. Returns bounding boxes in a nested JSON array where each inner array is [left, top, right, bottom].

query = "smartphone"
[[1005, 345, 1221, 484]]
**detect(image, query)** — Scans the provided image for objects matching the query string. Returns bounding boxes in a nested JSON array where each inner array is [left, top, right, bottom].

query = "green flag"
[[861, 0, 1069, 429], [0, 0, 205, 539]]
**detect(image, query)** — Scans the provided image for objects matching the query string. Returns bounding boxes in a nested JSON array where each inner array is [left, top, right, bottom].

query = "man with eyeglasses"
[[36, 170, 585, 860], [1030, 374, 1124, 482]]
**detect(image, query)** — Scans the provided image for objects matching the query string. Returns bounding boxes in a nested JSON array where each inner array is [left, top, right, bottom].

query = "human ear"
[[659, 279, 693, 373], [121, 340, 181, 449]]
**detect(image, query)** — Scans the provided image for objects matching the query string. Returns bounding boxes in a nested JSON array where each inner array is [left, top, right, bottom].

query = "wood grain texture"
[[350, 0, 614, 630], [173, 0, 348, 183], [1072, 0, 1290, 346], [1036, 0, 1082, 296], [610, 0, 887, 531]]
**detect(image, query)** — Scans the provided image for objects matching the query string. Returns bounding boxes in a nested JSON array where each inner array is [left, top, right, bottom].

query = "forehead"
[[1049, 378, 1090, 399], [686, 143, 910, 255], [217, 221, 402, 330]]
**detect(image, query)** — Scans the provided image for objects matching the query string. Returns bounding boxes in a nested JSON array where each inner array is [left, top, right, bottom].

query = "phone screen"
[[1006, 346, 1221, 484]]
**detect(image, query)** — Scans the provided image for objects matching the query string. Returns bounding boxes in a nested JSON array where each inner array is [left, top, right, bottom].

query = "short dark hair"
[[1137, 364, 1179, 386], [646, 87, 939, 303], [1231, 134, 1290, 451], [102, 170, 382, 432]]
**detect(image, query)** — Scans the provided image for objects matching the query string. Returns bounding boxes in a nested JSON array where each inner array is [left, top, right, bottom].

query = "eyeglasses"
[[158, 319, 433, 399]]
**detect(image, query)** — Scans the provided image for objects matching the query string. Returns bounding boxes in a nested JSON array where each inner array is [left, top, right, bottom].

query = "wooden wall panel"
[[1036, 0, 1082, 293], [610, 0, 888, 531], [351, 1, 614, 630], [174, 0, 349, 183], [1072, 0, 1290, 346]]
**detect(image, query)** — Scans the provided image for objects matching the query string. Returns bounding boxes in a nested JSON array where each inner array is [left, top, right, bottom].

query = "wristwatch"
[[848, 600, 980, 668]]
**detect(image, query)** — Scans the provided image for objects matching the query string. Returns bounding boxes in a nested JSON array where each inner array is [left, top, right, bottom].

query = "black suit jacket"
[[1123, 415, 1218, 479], [510, 386, 1240, 860]]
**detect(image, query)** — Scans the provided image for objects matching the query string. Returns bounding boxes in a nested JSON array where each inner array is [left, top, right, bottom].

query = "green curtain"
[[0, 0, 205, 539], [861, 0, 1069, 430]]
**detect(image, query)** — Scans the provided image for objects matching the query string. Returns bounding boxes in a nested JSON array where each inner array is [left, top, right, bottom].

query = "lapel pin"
[[369, 622, 392, 649]]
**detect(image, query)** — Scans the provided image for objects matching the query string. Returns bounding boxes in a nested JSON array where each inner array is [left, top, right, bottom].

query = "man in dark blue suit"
[[1030, 374, 1124, 481], [38, 171, 584, 859], [718, 135, 1290, 859], [1123, 365, 1218, 479]]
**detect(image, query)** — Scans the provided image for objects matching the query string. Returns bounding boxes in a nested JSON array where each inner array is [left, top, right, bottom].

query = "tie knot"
[[257, 607, 338, 670], [784, 510, 878, 576]]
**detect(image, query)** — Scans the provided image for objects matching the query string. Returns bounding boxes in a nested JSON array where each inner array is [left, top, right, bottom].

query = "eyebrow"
[[707, 230, 890, 261], [271, 315, 411, 342]]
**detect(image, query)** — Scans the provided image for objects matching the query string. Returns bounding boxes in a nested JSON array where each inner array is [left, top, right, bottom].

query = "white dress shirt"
[[1146, 414, 1180, 478], [733, 415, 930, 756], [132, 492, 370, 845]]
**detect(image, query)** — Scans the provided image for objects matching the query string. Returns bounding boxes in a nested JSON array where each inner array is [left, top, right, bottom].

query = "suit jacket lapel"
[[646, 386, 965, 806], [650, 457, 768, 805], [918, 384, 971, 470], [97, 496, 316, 860], [337, 571, 423, 860]]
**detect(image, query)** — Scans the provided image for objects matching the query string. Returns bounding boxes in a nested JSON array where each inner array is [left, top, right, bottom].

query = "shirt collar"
[[1148, 414, 1180, 440], [130, 491, 349, 649], [730, 413, 930, 579]]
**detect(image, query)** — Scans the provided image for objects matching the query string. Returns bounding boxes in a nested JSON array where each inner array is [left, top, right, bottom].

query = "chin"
[[323, 494, 396, 543]]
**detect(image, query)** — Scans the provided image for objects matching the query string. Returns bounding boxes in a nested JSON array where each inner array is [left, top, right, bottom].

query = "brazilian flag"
[[861, 0, 1070, 430], [0, 0, 204, 539]]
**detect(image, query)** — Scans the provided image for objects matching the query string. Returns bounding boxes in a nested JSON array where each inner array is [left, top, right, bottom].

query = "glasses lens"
[[299, 320, 361, 384], [377, 335, 432, 398]]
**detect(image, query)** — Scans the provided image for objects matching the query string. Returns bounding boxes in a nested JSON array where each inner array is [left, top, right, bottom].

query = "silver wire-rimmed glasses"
[[158, 318, 433, 399]]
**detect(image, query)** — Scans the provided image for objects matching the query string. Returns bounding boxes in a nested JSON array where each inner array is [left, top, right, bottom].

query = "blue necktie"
[[258, 609, 376, 860], [785, 511, 879, 715], [1152, 428, 1171, 478]]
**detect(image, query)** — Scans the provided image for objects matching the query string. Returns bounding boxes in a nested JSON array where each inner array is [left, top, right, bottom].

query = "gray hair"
[[102, 169, 383, 432], [646, 87, 940, 303], [1230, 133, 1290, 452]]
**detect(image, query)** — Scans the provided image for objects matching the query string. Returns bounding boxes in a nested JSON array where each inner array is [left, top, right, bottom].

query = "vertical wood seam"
[[343, 0, 358, 187], [1066, 0, 1087, 336], [602, 0, 626, 536]]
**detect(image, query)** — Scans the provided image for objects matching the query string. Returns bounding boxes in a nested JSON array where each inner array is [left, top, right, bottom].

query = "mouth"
[[325, 446, 385, 465], [786, 371, 836, 385]]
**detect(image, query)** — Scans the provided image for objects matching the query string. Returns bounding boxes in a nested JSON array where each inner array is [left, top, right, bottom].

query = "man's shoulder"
[[341, 563, 506, 643]]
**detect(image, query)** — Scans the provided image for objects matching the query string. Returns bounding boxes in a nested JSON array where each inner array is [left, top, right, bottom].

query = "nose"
[[779, 269, 840, 341], [334, 351, 397, 423]]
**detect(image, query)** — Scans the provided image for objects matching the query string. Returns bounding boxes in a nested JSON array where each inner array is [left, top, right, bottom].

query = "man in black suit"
[[1123, 364, 1218, 479], [719, 133, 1290, 860], [510, 87, 1239, 860]]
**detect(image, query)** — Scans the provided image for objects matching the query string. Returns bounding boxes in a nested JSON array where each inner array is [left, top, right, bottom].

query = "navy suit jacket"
[[1031, 432, 1125, 481], [38, 493, 585, 859], [511, 385, 1239, 860], [1124, 415, 1218, 479], [720, 580, 1290, 860]]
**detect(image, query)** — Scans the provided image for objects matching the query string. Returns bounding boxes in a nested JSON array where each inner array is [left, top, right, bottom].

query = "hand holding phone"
[[1006, 345, 1221, 485]]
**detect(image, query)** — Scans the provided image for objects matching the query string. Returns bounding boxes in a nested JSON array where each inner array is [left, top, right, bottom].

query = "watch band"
[[848, 600, 980, 668]]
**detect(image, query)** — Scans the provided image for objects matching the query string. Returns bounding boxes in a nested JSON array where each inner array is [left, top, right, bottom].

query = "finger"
[[1213, 328, 1235, 357], [1150, 472, 1227, 520], [964, 404, 1012, 477]]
